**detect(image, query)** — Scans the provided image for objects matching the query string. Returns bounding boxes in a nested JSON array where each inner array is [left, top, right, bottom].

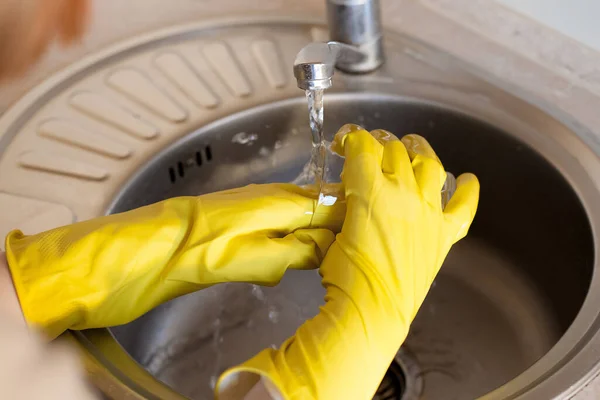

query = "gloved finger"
[[370, 129, 413, 181], [380, 140, 418, 192], [369, 129, 398, 145], [401, 134, 441, 163], [332, 126, 384, 192], [237, 229, 336, 282], [330, 123, 364, 156], [401, 134, 446, 207], [443, 173, 480, 243], [311, 202, 346, 233], [286, 228, 336, 269], [207, 183, 344, 234], [286, 183, 346, 232], [321, 182, 345, 201], [310, 187, 347, 233], [167, 229, 335, 286]]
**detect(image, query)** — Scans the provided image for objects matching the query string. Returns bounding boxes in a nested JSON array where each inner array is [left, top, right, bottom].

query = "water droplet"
[[274, 140, 283, 150], [318, 194, 338, 206], [291, 128, 299, 135], [268, 306, 280, 323], [251, 285, 266, 302], [259, 146, 270, 157], [210, 375, 217, 389], [231, 132, 258, 145], [270, 344, 277, 350]]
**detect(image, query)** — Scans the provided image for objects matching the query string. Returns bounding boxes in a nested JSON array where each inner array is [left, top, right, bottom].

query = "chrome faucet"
[[294, 0, 384, 90]]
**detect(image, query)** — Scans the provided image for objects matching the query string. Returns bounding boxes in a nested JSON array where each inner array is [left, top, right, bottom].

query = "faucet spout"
[[293, 41, 366, 90]]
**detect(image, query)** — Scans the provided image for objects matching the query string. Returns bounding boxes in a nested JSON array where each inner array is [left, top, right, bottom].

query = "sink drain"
[[374, 360, 406, 400], [373, 349, 422, 400]]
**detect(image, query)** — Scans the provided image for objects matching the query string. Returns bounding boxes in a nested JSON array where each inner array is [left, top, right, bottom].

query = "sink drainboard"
[[0, 17, 599, 400]]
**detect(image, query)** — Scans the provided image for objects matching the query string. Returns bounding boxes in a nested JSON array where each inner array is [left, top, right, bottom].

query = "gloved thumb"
[[443, 172, 480, 243], [165, 228, 336, 286], [285, 228, 336, 270]]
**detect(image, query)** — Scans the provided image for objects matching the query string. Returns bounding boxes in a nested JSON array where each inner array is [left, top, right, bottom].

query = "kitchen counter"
[[0, 0, 599, 397]]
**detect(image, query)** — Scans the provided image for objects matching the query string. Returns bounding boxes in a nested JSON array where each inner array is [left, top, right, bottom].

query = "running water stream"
[[305, 88, 326, 200]]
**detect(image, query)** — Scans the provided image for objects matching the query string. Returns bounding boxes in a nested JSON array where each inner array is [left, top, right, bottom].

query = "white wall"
[[496, 0, 600, 51]]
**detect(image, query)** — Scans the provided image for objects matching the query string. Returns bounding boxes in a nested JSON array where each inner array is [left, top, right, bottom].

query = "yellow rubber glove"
[[5, 183, 344, 339], [217, 126, 480, 400]]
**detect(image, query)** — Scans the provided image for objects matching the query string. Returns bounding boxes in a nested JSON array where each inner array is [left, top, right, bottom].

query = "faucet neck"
[[293, 0, 385, 90], [326, 0, 384, 73]]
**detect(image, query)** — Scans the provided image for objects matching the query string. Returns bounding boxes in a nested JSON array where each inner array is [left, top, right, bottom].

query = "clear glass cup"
[[293, 134, 456, 210]]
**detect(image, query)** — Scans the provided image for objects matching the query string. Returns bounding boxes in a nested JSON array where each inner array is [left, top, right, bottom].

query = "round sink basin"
[[109, 94, 593, 400]]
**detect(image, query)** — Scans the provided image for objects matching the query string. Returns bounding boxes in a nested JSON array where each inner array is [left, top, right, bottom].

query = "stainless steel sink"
[[4, 16, 586, 400], [106, 94, 593, 400]]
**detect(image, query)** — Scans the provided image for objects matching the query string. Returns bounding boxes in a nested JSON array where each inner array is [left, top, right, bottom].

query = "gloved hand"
[[5, 183, 345, 339], [0, 0, 89, 80], [217, 125, 480, 400]]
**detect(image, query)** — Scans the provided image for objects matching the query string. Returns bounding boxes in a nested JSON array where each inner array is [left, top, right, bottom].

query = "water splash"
[[251, 284, 266, 301], [231, 132, 258, 145], [268, 306, 280, 323]]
